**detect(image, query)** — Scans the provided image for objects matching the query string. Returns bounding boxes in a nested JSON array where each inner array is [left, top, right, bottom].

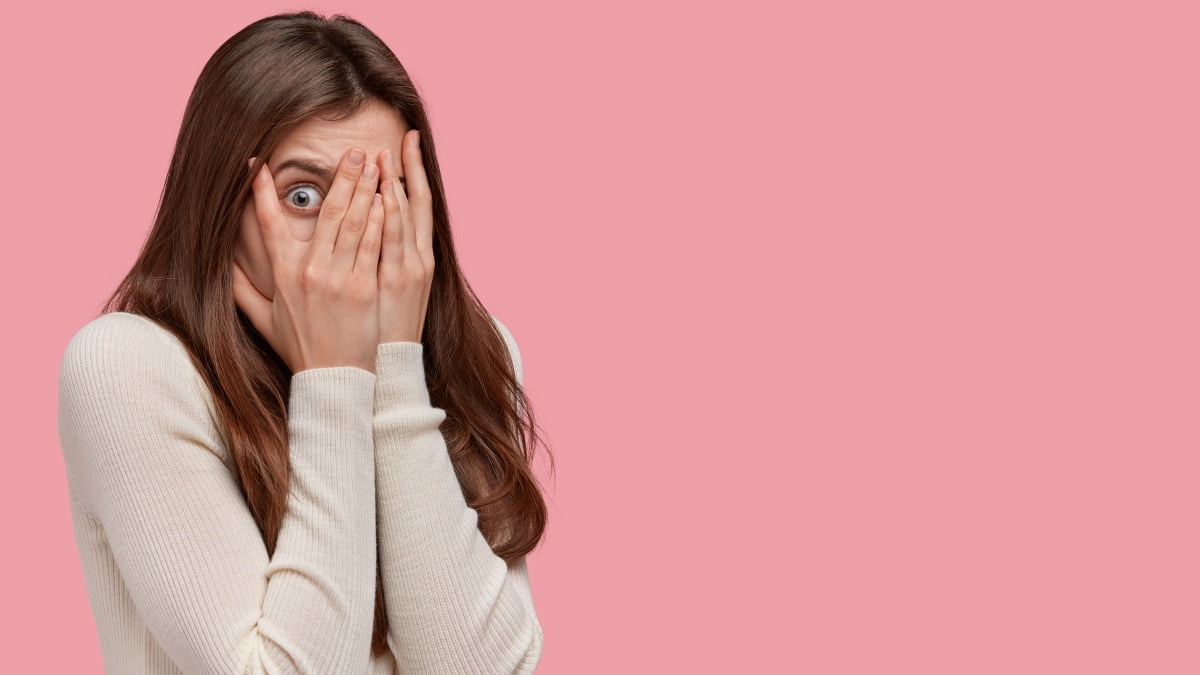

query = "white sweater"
[[57, 311, 544, 674]]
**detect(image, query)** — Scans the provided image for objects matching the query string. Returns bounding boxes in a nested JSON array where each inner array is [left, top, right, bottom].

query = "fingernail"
[[384, 149, 394, 170], [349, 148, 365, 166], [363, 163, 378, 180]]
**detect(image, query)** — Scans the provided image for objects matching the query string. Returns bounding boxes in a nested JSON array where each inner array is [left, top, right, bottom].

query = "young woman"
[[57, 11, 551, 674]]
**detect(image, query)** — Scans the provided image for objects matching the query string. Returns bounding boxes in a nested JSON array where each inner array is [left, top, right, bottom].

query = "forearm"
[[372, 341, 541, 673]]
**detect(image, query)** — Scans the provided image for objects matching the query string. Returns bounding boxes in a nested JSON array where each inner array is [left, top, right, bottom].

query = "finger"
[[379, 149, 409, 271], [230, 259, 272, 340], [403, 130, 435, 258], [399, 132, 423, 264], [332, 161, 380, 273], [247, 157, 289, 264], [381, 148, 408, 204], [355, 193, 385, 278], [312, 147, 366, 255]]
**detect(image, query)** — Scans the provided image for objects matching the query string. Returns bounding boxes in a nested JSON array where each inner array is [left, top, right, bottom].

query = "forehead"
[[272, 100, 409, 167]]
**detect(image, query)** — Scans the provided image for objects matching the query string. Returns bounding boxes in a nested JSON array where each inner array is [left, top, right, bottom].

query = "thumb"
[[231, 259, 273, 341]]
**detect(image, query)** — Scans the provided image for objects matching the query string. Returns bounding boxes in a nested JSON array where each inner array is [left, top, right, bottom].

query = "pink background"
[[3, 1, 1198, 672]]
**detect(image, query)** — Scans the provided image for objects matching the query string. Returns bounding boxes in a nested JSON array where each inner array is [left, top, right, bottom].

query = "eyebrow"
[[274, 157, 335, 182], [274, 156, 405, 183]]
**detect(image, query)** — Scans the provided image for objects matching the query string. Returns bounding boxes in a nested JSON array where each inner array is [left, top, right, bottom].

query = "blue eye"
[[283, 183, 323, 212]]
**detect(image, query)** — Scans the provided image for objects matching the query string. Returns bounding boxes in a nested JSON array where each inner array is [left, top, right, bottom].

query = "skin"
[[236, 99, 410, 299], [232, 98, 436, 372]]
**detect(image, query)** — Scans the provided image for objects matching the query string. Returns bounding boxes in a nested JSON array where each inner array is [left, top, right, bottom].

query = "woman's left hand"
[[376, 129, 435, 344]]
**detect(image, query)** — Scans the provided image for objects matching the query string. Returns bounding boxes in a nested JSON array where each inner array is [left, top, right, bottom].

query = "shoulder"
[[488, 313, 523, 385], [58, 312, 227, 519], [63, 310, 179, 351], [59, 312, 214, 434], [60, 312, 198, 387]]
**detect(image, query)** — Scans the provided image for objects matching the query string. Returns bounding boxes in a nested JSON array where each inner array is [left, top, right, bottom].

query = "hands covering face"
[[232, 130, 435, 374], [374, 130, 435, 346]]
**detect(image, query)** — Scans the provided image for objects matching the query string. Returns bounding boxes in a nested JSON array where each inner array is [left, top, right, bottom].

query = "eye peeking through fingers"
[[281, 183, 324, 214]]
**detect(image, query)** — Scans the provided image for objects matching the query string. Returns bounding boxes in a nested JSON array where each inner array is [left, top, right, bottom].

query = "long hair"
[[100, 10, 553, 656]]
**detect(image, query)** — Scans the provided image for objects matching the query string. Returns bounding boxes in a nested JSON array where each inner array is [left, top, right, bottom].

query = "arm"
[[373, 315, 543, 673], [57, 313, 378, 674]]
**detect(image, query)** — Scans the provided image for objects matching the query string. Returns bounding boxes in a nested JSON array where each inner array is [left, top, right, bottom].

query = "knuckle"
[[320, 201, 347, 224], [358, 236, 380, 255], [404, 263, 425, 283], [299, 262, 322, 289], [408, 185, 431, 203]]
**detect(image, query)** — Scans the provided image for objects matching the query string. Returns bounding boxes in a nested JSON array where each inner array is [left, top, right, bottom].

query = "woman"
[[57, 10, 551, 674]]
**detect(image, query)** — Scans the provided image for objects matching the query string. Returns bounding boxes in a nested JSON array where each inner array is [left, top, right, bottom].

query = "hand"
[[231, 147, 385, 374], [376, 129, 435, 345]]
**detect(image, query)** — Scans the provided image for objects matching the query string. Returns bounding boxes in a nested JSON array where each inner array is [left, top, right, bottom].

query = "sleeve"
[[57, 314, 379, 674], [372, 314, 544, 674]]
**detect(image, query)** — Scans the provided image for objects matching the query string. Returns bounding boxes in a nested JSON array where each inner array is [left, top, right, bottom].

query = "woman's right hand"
[[232, 147, 384, 374]]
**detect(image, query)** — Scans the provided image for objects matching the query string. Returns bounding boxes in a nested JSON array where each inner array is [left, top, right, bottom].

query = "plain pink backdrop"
[[3, 0, 1198, 672]]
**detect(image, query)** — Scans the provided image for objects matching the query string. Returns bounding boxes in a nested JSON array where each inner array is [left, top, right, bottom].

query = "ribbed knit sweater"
[[57, 311, 543, 674]]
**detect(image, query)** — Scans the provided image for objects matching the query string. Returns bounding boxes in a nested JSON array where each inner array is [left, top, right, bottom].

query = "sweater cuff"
[[288, 366, 378, 469], [289, 366, 378, 422], [374, 341, 432, 409]]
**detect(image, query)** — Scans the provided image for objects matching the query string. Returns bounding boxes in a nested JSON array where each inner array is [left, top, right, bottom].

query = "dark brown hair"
[[99, 10, 552, 656]]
